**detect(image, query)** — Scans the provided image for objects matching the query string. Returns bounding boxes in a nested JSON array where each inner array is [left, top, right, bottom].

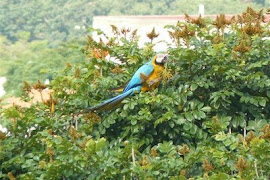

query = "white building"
[[92, 15, 188, 52]]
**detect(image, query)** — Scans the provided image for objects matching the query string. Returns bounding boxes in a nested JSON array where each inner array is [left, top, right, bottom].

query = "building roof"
[[94, 14, 270, 22]]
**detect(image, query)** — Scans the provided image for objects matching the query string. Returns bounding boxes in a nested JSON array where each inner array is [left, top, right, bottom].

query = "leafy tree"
[[0, 33, 85, 96], [1, 8, 270, 179], [0, 0, 93, 46]]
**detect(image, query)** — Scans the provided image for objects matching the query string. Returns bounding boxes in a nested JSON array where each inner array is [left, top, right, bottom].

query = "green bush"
[[1, 8, 270, 179]]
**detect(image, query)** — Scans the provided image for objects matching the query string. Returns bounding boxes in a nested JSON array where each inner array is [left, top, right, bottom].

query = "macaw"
[[86, 54, 168, 112]]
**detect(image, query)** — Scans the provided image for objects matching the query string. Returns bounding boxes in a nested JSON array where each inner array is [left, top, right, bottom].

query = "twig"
[[75, 118, 78, 130], [260, 165, 263, 177], [131, 146, 138, 180], [243, 126, 246, 141], [255, 159, 259, 179], [132, 146, 136, 166]]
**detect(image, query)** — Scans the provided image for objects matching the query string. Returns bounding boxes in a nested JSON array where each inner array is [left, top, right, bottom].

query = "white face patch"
[[155, 54, 168, 64]]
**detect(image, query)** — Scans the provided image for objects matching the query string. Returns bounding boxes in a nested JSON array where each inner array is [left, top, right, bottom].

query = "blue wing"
[[123, 61, 154, 92], [85, 60, 154, 112]]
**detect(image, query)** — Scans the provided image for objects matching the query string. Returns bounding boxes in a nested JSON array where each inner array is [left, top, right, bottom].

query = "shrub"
[[1, 8, 270, 179]]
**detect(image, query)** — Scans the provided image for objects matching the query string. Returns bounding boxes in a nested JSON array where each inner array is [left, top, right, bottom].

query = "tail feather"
[[85, 87, 138, 112], [110, 81, 130, 92], [110, 87, 125, 92]]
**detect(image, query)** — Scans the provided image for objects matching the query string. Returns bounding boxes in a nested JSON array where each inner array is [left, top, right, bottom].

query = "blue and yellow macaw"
[[86, 54, 168, 112]]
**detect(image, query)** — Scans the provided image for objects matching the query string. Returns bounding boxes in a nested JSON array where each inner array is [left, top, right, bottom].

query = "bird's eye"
[[163, 55, 168, 61]]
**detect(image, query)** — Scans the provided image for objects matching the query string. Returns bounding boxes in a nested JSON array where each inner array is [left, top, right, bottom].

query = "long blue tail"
[[85, 87, 141, 112]]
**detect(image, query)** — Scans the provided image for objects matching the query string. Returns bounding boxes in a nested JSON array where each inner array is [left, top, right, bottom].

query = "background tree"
[[0, 32, 85, 96], [0, 0, 267, 46]]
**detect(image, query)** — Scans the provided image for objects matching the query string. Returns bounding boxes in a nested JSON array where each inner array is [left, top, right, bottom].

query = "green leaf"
[[190, 125, 197, 134], [95, 138, 106, 151], [197, 111, 206, 119], [223, 139, 232, 146], [185, 112, 193, 122], [169, 121, 175, 128], [86, 139, 96, 154], [201, 106, 211, 112], [157, 141, 175, 154], [259, 99, 266, 107], [247, 120, 267, 132], [190, 84, 198, 91], [131, 119, 137, 125], [123, 104, 129, 110], [183, 123, 192, 131], [229, 142, 238, 150], [215, 132, 227, 141], [174, 115, 186, 125]]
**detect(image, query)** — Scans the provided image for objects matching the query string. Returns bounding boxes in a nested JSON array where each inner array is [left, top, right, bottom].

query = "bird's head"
[[155, 54, 168, 65]]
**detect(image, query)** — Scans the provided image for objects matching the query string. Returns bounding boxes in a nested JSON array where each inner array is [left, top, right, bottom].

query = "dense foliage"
[[1, 0, 268, 96], [1, 8, 270, 179], [0, 0, 268, 46]]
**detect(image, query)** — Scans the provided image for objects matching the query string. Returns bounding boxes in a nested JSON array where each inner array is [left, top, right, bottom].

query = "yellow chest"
[[141, 61, 164, 92]]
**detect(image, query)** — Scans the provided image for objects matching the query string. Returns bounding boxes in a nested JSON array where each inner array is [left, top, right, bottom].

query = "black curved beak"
[[163, 55, 168, 63]]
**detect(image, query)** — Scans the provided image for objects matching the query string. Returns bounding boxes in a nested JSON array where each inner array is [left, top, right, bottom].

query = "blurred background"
[[0, 0, 269, 97]]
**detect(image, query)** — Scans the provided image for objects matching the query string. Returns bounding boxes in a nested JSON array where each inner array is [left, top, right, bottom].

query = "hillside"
[[0, 0, 268, 46]]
